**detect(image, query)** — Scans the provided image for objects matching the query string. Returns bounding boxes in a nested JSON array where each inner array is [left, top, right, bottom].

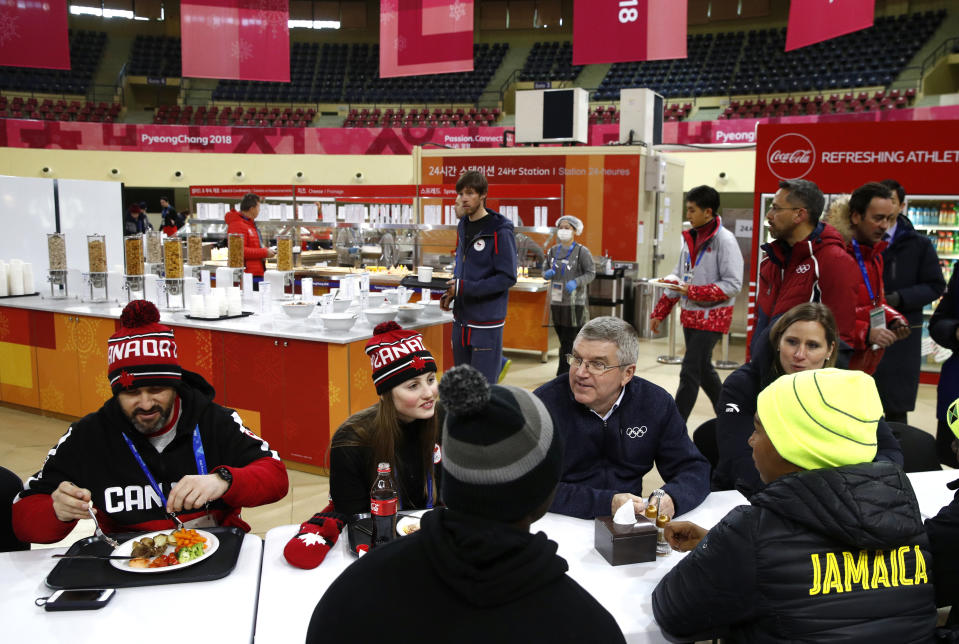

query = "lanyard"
[[851, 240, 877, 304], [122, 424, 207, 509], [684, 243, 708, 273], [426, 471, 433, 510], [550, 242, 577, 277]]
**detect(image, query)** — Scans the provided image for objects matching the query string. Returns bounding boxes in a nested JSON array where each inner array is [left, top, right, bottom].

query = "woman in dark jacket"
[[714, 302, 903, 494], [328, 322, 442, 516]]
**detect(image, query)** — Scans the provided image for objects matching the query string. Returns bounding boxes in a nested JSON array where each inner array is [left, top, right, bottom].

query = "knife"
[[52, 553, 140, 560]]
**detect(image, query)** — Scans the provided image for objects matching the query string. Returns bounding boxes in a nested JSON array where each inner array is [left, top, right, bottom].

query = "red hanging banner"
[[572, 0, 686, 65], [0, 0, 70, 69], [181, 0, 290, 82], [380, 0, 474, 79], [786, 0, 874, 51]]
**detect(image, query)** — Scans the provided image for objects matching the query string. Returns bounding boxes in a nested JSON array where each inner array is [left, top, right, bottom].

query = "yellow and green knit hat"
[[947, 398, 959, 439], [756, 368, 880, 470]]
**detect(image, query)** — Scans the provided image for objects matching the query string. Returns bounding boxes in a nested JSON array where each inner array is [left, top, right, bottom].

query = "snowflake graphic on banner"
[[397, 35, 407, 53], [250, 0, 288, 39], [231, 39, 254, 63], [0, 10, 19, 47], [381, 0, 398, 24], [449, 0, 467, 22]]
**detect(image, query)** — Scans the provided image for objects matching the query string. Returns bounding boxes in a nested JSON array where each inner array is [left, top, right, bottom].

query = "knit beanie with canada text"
[[365, 321, 436, 395], [438, 364, 563, 523], [107, 300, 182, 394]]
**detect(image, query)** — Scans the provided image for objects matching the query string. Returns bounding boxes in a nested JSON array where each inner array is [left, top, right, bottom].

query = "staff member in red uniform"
[[225, 193, 275, 278]]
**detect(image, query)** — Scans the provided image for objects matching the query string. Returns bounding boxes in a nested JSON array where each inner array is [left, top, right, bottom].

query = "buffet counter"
[[0, 295, 454, 474]]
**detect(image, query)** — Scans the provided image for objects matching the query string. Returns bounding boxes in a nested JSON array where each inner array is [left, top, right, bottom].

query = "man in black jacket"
[[652, 368, 936, 643], [307, 365, 626, 643], [12, 300, 288, 543], [873, 179, 945, 423]]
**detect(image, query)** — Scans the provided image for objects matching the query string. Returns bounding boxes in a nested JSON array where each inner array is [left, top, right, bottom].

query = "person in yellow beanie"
[[652, 368, 936, 643], [924, 396, 959, 626]]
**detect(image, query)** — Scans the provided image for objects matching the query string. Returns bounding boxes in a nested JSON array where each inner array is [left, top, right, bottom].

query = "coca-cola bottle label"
[[371, 497, 397, 516]]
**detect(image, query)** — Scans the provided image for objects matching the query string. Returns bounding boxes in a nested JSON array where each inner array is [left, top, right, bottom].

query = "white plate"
[[396, 516, 421, 536], [110, 529, 219, 574], [647, 279, 682, 290]]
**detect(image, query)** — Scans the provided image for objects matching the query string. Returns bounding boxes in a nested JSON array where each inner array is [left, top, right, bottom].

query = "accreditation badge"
[[551, 282, 564, 303]]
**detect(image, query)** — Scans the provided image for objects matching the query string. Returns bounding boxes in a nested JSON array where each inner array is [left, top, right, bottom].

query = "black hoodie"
[[307, 508, 625, 643], [653, 462, 936, 643]]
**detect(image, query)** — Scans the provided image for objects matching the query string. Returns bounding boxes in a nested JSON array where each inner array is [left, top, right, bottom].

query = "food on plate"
[[126, 529, 209, 568], [402, 523, 419, 535]]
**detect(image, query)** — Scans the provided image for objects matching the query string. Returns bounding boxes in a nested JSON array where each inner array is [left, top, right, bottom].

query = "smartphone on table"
[[40, 588, 116, 611]]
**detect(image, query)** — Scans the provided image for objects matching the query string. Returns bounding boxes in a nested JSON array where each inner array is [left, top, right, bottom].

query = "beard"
[[127, 400, 175, 434]]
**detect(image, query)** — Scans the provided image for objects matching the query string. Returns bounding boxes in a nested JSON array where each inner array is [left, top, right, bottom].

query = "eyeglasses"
[[565, 354, 631, 375], [767, 204, 802, 214]]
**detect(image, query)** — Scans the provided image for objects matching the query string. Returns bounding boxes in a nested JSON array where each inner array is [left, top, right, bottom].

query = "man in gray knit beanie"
[[307, 364, 626, 643]]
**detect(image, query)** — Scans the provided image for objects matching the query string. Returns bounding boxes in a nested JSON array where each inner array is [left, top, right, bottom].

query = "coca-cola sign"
[[766, 133, 816, 180]]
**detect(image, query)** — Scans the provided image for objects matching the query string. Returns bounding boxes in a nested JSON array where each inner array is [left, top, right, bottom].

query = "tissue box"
[[594, 516, 658, 566]]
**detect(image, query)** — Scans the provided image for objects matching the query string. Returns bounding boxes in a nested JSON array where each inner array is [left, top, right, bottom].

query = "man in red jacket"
[[225, 193, 275, 277], [753, 179, 859, 365], [839, 182, 910, 373], [12, 300, 288, 543]]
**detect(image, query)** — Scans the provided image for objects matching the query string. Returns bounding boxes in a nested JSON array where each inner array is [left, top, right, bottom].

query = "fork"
[[87, 504, 120, 548]]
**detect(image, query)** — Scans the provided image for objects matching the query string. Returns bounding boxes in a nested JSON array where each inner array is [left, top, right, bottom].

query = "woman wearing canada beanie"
[[328, 321, 442, 516]]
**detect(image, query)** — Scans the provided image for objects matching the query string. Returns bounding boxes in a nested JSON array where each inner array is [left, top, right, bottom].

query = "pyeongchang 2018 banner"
[[181, 0, 290, 82], [572, 0, 686, 65], [0, 0, 70, 69], [380, 0, 474, 78], [786, 0, 874, 51]]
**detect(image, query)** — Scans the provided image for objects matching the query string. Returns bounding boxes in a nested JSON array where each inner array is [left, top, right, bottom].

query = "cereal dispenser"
[[123, 234, 146, 302], [227, 232, 245, 288], [161, 237, 186, 310], [84, 233, 110, 302], [144, 230, 164, 277], [46, 233, 69, 298]]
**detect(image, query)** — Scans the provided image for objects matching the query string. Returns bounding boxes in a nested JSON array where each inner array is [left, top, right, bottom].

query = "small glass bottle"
[[370, 462, 398, 549], [645, 488, 664, 521], [656, 514, 671, 557]]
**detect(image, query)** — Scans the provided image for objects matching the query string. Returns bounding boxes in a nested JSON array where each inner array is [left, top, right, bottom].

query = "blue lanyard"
[[851, 240, 877, 303], [426, 471, 433, 510], [122, 424, 207, 509], [550, 242, 577, 277], [684, 243, 708, 273]]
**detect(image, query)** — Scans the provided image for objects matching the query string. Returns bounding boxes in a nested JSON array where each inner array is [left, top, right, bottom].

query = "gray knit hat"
[[438, 365, 563, 522]]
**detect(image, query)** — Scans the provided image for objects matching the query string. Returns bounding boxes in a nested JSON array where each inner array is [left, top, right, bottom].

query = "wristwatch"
[[213, 466, 233, 490]]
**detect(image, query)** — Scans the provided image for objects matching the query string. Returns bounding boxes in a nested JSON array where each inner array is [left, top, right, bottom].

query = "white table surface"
[[255, 490, 748, 644], [0, 294, 451, 344], [0, 534, 263, 643], [254, 471, 958, 644]]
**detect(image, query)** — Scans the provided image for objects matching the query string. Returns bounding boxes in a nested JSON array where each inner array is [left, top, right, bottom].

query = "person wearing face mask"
[[543, 215, 595, 376], [713, 302, 902, 494], [650, 185, 744, 422], [327, 322, 443, 516]]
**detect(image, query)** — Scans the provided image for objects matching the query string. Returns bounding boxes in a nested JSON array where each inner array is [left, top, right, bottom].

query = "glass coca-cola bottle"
[[370, 462, 398, 549]]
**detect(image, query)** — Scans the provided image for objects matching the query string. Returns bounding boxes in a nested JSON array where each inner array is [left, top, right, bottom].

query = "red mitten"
[[284, 512, 345, 569]]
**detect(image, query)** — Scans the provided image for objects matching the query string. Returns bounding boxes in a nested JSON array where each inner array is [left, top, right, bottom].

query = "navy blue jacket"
[[534, 374, 710, 519], [452, 208, 517, 327], [874, 215, 944, 413], [930, 268, 959, 421]]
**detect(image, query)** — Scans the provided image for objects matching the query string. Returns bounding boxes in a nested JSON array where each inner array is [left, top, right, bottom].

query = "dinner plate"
[[110, 529, 219, 574], [646, 279, 682, 289], [396, 516, 421, 536]]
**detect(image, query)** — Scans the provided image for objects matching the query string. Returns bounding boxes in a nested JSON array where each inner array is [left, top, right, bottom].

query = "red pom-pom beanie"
[[365, 321, 436, 395], [108, 300, 182, 394]]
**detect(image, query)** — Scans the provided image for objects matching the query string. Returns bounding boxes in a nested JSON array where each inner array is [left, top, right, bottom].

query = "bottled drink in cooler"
[[370, 462, 398, 548]]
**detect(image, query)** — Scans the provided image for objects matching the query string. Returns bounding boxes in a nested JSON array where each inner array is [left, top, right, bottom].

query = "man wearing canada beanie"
[[307, 365, 626, 643], [652, 368, 936, 643], [12, 300, 288, 543]]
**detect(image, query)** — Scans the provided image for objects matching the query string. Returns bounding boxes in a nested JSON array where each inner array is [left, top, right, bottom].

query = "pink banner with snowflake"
[[786, 0, 874, 51], [0, 0, 70, 69], [181, 0, 290, 82], [380, 0, 474, 78]]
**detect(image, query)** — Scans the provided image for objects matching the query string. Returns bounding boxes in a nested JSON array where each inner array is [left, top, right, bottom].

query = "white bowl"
[[330, 297, 352, 313], [422, 299, 443, 317], [365, 293, 387, 308], [281, 301, 316, 319], [319, 312, 357, 331], [382, 289, 400, 305], [396, 303, 424, 324], [364, 306, 397, 326]]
